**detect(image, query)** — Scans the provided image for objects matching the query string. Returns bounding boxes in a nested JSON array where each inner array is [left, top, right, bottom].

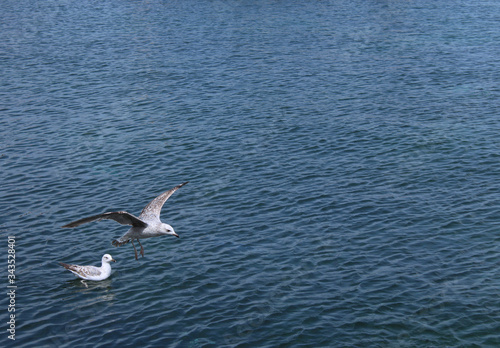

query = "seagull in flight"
[[59, 254, 116, 281], [62, 182, 188, 260]]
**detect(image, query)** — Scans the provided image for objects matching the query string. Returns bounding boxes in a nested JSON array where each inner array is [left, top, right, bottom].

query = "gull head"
[[102, 254, 116, 264], [161, 223, 179, 238]]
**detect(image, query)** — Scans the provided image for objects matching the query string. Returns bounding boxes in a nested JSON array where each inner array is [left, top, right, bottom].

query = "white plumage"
[[60, 254, 116, 281]]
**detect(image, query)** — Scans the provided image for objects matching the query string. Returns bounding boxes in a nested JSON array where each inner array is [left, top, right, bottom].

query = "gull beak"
[[174, 233, 179, 238], [111, 258, 116, 262]]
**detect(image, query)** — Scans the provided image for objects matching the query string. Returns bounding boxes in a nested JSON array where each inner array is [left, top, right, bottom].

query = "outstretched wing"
[[139, 182, 188, 222], [61, 211, 148, 228]]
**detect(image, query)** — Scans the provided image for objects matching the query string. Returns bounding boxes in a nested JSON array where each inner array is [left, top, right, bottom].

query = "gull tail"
[[112, 239, 130, 247], [59, 262, 78, 273], [59, 262, 72, 270]]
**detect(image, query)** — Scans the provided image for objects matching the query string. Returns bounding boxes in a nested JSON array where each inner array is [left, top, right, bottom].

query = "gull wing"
[[61, 211, 148, 228], [139, 182, 188, 222], [60, 263, 101, 278]]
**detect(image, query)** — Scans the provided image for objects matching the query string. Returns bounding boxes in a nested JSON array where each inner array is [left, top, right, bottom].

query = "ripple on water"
[[3, 0, 500, 346]]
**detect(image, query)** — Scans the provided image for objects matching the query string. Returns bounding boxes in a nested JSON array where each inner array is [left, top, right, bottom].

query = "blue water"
[[1, 0, 500, 346]]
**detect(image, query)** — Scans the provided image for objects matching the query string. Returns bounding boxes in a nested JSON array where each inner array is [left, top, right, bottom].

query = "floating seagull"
[[59, 254, 116, 281], [62, 182, 188, 260]]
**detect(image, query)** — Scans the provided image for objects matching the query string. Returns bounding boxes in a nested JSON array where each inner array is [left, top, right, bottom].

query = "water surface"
[[1, 0, 500, 346]]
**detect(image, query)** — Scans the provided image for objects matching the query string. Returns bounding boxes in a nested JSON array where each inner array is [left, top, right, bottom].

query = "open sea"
[[1, 0, 500, 346]]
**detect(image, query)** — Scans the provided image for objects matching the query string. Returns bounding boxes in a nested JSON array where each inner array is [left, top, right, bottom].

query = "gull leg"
[[81, 280, 88, 288], [137, 239, 144, 257], [131, 240, 138, 260]]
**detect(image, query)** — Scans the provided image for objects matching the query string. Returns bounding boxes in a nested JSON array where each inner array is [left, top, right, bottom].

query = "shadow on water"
[[62, 277, 114, 291], [58, 278, 116, 308]]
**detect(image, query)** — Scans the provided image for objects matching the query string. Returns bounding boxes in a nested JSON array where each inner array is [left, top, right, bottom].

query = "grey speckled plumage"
[[62, 182, 188, 260]]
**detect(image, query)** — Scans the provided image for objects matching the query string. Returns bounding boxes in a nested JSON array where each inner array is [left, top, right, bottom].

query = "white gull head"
[[160, 223, 179, 238], [102, 254, 116, 264]]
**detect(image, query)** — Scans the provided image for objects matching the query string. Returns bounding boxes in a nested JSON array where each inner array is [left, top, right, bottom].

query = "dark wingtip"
[[59, 262, 70, 269], [61, 221, 78, 228]]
